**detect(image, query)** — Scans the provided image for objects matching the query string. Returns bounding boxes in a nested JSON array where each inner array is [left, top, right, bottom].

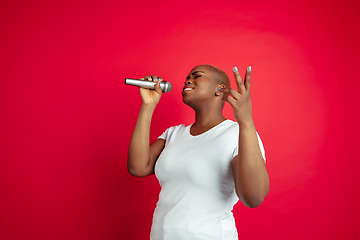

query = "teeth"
[[184, 88, 193, 91]]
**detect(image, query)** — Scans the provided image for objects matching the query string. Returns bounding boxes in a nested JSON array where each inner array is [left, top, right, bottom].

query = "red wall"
[[1, 0, 359, 239]]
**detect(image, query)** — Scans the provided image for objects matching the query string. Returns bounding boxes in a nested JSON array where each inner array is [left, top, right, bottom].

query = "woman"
[[127, 64, 269, 240]]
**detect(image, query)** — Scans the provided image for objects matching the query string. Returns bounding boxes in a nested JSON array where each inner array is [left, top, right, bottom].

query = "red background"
[[1, 0, 359, 239]]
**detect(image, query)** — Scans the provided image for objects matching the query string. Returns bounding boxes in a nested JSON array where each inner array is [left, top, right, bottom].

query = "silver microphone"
[[124, 78, 172, 93]]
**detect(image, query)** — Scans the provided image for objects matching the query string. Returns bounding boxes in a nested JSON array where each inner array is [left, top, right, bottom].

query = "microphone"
[[124, 78, 172, 93]]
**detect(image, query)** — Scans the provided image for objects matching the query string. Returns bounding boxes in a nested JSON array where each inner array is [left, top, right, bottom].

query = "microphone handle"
[[124, 78, 172, 93]]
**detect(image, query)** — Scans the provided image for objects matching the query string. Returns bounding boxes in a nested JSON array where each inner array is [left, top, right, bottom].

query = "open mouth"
[[183, 87, 193, 92], [182, 85, 195, 92]]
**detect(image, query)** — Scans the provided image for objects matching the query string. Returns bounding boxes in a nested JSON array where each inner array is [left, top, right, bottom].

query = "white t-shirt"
[[150, 120, 265, 240]]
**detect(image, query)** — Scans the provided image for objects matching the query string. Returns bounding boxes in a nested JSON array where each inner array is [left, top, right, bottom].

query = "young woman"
[[127, 64, 269, 240]]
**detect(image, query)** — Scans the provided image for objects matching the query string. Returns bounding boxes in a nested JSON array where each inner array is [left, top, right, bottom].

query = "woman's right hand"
[[139, 75, 163, 107]]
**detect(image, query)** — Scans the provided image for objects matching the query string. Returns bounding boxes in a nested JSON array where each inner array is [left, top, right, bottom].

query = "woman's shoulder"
[[164, 123, 188, 132], [221, 119, 239, 130], [158, 123, 188, 139]]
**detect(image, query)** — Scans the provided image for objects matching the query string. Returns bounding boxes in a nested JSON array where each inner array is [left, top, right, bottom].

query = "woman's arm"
[[127, 75, 165, 177], [232, 122, 269, 208], [222, 66, 269, 207]]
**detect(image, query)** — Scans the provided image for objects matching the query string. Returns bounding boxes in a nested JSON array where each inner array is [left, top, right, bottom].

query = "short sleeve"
[[232, 131, 266, 163], [158, 128, 169, 140], [157, 125, 185, 141]]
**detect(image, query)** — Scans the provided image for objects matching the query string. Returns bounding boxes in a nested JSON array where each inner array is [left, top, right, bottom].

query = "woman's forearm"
[[234, 122, 269, 208], [127, 104, 156, 176]]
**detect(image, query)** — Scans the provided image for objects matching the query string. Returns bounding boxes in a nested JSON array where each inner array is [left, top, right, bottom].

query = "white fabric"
[[150, 120, 265, 240]]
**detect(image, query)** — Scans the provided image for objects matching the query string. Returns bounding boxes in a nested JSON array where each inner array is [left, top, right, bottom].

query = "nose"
[[185, 79, 192, 85]]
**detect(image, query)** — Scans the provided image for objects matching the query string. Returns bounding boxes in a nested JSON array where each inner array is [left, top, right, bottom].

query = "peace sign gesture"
[[221, 66, 254, 127]]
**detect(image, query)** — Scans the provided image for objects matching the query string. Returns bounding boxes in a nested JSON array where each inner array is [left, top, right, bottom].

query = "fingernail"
[[247, 66, 251, 72], [217, 87, 221, 91], [154, 77, 158, 82], [233, 66, 238, 72], [149, 77, 152, 81]]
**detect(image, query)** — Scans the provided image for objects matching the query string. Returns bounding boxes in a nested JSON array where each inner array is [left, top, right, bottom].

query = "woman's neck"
[[190, 108, 226, 135]]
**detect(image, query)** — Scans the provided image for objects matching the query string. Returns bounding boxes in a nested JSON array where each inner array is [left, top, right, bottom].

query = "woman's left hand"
[[221, 66, 254, 127]]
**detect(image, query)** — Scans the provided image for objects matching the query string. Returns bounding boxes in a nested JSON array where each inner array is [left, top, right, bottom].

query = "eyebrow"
[[186, 71, 204, 79], [191, 71, 204, 75]]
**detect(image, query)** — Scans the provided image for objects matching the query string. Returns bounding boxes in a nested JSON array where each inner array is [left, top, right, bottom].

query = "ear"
[[215, 84, 226, 96]]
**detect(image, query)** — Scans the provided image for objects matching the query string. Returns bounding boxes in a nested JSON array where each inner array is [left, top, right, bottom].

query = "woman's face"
[[182, 65, 220, 108]]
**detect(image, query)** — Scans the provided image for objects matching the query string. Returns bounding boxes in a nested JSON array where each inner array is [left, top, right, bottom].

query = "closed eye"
[[194, 75, 202, 78]]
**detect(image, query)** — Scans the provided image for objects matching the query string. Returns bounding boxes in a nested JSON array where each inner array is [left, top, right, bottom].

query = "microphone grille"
[[161, 81, 172, 93]]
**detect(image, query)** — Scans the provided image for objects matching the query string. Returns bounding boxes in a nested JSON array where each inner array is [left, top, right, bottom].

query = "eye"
[[194, 75, 202, 79]]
